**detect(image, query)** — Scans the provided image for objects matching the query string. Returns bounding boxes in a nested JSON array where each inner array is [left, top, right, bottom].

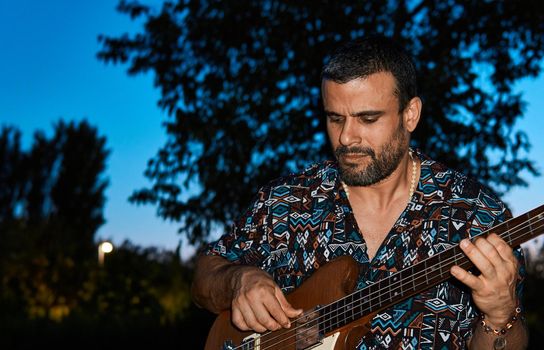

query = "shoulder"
[[258, 160, 339, 196], [237, 160, 339, 217], [418, 150, 510, 218]]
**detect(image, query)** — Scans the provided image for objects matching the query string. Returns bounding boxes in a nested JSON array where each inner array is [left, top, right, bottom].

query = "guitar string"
[[239, 214, 544, 350], [247, 215, 544, 350], [255, 215, 544, 350], [232, 213, 544, 350], [251, 218, 544, 350]]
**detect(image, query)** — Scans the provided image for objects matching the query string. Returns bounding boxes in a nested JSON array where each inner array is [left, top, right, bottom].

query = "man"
[[192, 37, 528, 349]]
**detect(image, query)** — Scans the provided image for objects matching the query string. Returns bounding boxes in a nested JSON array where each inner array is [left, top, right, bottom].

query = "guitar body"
[[205, 255, 374, 350]]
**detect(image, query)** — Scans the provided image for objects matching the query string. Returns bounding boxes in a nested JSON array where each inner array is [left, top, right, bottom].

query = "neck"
[[342, 150, 419, 210]]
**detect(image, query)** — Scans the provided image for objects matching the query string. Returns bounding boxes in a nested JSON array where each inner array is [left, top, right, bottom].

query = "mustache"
[[335, 145, 376, 159]]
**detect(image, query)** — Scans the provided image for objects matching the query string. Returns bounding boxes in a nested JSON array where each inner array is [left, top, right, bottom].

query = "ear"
[[402, 97, 422, 133]]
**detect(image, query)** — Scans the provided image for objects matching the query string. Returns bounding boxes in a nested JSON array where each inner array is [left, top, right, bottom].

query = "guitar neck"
[[319, 204, 544, 334]]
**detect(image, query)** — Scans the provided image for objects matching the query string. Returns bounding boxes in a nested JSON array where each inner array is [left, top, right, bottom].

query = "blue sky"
[[1, 1, 543, 260]]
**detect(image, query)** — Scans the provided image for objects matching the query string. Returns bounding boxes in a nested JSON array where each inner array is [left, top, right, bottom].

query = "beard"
[[335, 125, 409, 187]]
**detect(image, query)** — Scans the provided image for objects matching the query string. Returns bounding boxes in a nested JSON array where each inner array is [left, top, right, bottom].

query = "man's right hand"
[[230, 266, 303, 332]]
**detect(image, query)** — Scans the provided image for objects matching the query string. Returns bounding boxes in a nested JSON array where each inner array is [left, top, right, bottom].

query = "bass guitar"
[[205, 204, 544, 350]]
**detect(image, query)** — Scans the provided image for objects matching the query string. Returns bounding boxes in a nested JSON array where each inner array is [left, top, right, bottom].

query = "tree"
[[0, 127, 26, 222], [98, 0, 544, 244], [0, 120, 109, 321]]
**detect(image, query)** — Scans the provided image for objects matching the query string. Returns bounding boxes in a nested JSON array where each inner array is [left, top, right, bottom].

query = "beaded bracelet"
[[480, 306, 522, 336]]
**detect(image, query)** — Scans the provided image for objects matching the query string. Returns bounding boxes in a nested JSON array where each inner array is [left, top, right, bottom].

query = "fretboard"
[[319, 204, 544, 334]]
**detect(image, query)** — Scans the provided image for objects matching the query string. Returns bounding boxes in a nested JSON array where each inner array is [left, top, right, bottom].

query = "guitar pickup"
[[295, 306, 324, 350]]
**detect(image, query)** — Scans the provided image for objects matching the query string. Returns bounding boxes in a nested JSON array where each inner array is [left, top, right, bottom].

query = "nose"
[[339, 118, 361, 146]]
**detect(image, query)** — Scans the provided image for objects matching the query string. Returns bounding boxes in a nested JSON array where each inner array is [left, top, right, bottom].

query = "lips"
[[340, 154, 371, 165], [341, 153, 369, 160]]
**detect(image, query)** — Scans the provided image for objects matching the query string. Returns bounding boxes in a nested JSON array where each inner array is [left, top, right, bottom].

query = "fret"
[[436, 252, 444, 278], [350, 293, 359, 322], [360, 290, 371, 315], [356, 290, 365, 318], [329, 293, 356, 328], [353, 293, 360, 321], [390, 272, 402, 300], [384, 278, 392, 306], [536, 212, 544, 240], [399, 268, 413, 294], [423, 259, 429, 286], [321, 304, 332, 334], [438, 247, 453, 278], [410, 266, 416, 293], [411, 263, 423, 293], [335, 297, 344, 327], [379, 279, 388, 308], [323, 305, 336, 330], [327, 303, 338, 331], [368, 282, 381, 312], [528, 213, 534, 239], [344, 294, 355, 324], [505, 219, 513, 245], [374, 281, 381, 309], [426, 255, 441, 285]]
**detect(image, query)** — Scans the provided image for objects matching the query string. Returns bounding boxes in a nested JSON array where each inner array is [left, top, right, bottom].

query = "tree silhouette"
[[98, 0, 543, 244], [0, 120, 109, 321], [0, 127, 26, 221]]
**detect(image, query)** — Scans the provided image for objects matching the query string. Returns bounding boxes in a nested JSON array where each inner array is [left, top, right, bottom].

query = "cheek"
[[326, 124, 339, 145]]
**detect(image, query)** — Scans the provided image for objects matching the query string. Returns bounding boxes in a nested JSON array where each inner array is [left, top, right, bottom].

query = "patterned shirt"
[[203, 150, 525, 349]]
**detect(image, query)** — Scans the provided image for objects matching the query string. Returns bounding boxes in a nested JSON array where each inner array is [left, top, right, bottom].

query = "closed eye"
[[326, 114, 344, 124], [359, 116, 378, 124], [353, 111, 384, 124]]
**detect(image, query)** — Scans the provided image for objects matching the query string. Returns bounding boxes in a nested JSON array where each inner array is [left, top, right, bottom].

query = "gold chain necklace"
[[341, 149, 417, 201]]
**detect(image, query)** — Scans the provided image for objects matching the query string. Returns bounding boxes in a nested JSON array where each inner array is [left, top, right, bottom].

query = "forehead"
[[321, 72, 398, 111]]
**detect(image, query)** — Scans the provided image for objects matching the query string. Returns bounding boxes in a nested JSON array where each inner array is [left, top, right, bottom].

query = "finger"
[[459, 238, 496, 278], [261, 292, 292, 329], [473, 236, 504, 269], [450, 265, 483, 290], [487, 234, 520, 283], [236, 298, 272, 333], [487, 233, 518, 265], [252, 301, 283, 331], [275, 288, 303, 320], [231, 305, 250, 331]]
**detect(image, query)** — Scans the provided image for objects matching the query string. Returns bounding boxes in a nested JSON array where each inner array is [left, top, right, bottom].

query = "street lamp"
[[98, 241, 114, 266]]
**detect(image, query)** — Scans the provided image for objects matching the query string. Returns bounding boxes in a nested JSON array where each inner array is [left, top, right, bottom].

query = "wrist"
[[479, 306, 522, 336], [483, 315, 511, 329], [228, 264, 262, 296]]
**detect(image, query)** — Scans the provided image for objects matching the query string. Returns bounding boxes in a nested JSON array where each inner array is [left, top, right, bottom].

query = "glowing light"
[[98, 241, 114, 266], [99, 241, 113, 253]]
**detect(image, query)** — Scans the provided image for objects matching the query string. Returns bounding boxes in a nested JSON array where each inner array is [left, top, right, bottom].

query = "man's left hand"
[[450, 233, 519, 327]]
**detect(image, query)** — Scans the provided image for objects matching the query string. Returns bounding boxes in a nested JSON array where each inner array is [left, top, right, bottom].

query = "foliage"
[[0, 121, 109, 321], [0, 122, 213, 348], [84, 241, 193, 323], [98, 0, 544, 244], [0, 240, 212, 349]]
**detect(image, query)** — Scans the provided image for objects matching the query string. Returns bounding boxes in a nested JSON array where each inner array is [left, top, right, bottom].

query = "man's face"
[[323, 72, 410, 187]]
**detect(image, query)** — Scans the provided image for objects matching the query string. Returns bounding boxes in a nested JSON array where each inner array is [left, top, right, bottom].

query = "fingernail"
[[460, 239, 469, 248]]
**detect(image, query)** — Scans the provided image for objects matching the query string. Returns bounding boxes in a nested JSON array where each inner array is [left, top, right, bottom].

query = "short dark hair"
[[321, 36, 417, 112]]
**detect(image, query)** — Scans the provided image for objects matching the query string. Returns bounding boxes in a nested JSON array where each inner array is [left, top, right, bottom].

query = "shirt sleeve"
[[200, 185, 272, 267]]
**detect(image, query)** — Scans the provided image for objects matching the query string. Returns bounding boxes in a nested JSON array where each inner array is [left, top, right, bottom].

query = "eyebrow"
[[324, 109, 385, 118]]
